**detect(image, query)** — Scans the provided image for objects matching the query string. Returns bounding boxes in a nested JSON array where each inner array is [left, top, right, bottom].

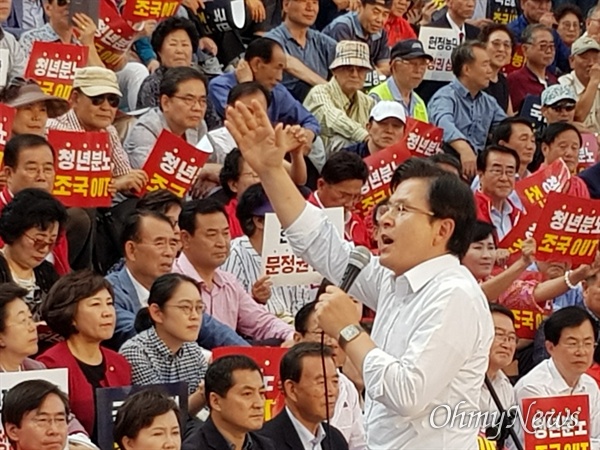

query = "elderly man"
[[0, 0, 26, 84], [303, 41, 376, 155], [540, 84, 578, 124]]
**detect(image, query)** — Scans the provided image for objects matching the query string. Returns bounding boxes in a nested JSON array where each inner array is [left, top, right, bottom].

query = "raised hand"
[[275, 124, 307, 154]]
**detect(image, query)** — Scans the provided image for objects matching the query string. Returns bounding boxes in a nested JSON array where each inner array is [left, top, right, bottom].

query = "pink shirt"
[[173, 252, 293, 341]]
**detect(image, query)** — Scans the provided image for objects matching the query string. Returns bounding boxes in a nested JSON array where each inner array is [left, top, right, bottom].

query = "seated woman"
[[0, 282, 98, 449], [120, 273, 208, 416], [114, 388, 182, 450], [38, 270, 132, 441], [0, 188, 66, 320]]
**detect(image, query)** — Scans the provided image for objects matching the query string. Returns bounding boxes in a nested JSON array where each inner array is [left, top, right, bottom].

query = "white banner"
[[0, 49, 9, 88], [418, 27, 458, 82]]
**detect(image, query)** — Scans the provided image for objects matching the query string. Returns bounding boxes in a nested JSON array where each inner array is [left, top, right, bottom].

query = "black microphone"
[[339, 246, 372, 292]]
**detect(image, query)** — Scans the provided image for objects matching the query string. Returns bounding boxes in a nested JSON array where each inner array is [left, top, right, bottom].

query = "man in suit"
[[105, 209, 247, 350], [182, 355, 277, 450], [259, 343, 349, 449]]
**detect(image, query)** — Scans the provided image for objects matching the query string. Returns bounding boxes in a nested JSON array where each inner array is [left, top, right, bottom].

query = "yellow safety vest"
[[370, 81, 429, 123]]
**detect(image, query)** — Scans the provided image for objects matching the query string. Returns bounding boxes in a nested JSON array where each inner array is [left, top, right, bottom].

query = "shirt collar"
[[330, 76, 354, 106], [177, 252, 225, 289], [450, 78, 477, 99], [285, 407, 326, 448], [349, 12, 382, 40], [402, 254, 461, 293], [547, 358, 588, 393], [147, 326, 184, 358], [125, 267, 150, 306], [0, 27, 4, 40], [387, 77, 414, 111], [227, 434, 254, 450], [446, 13, 465, 34]]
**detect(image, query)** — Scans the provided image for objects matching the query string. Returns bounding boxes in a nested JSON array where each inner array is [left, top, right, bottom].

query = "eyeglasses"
[[171, 95, 208, 108], [529, 42, 555, 52], [400, 59, 430, 69], [490, 40, 512, 50], [375, 201, 435, 221], [549, 103, 576, 112], [88, 94, 120, 108], [23, 233, 57, 251], [486, 167, 516, 177], [166, 303, 204, 316], [56, 0, 70, 6], [494, 332, 518, 344], [562, 340, 598, 352], [558, 21, 581, 30]]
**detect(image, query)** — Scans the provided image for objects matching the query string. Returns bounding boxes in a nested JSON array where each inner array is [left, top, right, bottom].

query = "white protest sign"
[[0, 49, 9, 88], [0, 368, 69, 449], [261, 207, 344, 286], [418, 27, 458, 82]]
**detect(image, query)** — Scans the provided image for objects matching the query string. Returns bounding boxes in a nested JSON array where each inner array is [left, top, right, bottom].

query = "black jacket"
[[258, 408, 349, 450], [182, 417, 277, 450]]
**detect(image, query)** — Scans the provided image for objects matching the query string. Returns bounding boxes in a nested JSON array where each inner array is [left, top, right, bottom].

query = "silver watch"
[[338, 324, 363, 347]]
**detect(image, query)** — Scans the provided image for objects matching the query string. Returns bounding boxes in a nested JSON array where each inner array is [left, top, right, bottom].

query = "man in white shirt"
[[514, 306, 600, 444], [224, 101, 494, 448]]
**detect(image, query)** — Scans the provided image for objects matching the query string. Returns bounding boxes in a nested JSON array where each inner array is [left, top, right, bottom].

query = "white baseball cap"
[[369, 101, 407, 123]]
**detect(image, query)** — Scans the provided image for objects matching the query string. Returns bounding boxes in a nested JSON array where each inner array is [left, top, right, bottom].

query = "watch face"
[[341, 325, 360, 341]]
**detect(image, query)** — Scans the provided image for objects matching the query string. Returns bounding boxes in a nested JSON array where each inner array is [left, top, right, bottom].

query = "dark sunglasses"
[[56, 0, 70, 6], [89, 93, 120, 108], [549, 103, 576, 112]]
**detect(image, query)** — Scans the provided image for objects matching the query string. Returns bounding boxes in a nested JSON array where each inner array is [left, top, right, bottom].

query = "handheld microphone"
[[339, 246, 372, 292]]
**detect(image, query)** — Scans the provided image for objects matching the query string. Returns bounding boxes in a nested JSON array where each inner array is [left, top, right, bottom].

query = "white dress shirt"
[[285, 203, 495, 449], [126, 268, 150, 307], [332, 371, 367, 450], [286, 407, 327, 450]]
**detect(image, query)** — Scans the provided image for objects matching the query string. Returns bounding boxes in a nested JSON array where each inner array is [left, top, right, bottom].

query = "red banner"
[[502, 44, 525, 76], [515, 159, 571, 214], [498, 209, 540, 265], [400, 118, 444, 157], [141, 130, 210, 197], [0, 104, 15, 163], [522, 394, 591, 450], [95, 0, 136, 70], [511, 306, 546, 340], [578, 133, 598, 173], [532, 192, 600, 265], [354, 142, 411, 218], [48, 130, 112, 208], [121, 0, 182, 23], [212, 346, 287, 421], [24, 42, 88, 100]]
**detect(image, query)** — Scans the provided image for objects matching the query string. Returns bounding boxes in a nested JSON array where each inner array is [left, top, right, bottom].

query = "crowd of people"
[[1, 0, 600, 448]]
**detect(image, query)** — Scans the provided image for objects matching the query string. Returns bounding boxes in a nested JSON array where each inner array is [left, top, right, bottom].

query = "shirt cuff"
[[362, 347, 398, 401]]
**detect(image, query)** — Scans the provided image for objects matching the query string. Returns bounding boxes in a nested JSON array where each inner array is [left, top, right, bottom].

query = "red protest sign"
[[515, 159, 571, 214], [0, 104, 15, 162], [48, 130, 112, 208], [502, 44, 525, 75], [212, 346, 287, 421], [498, 208, 540, 265], [400, 118, 444, 157], [142, 130, 210, 197], [578, 133, 598, 173], [24, 42, 88, 100], [122, 0, 182, 23], [510, 306, 546, 339], [532, 192, 600, 265], [522, 394, 591, 450], [354, 142, 411, 218], [95, 0, 136, 70]]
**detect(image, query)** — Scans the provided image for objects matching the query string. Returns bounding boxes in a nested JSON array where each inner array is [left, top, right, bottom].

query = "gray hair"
[[587, 4, 599, 20], [521, 23, 553, 44], [451, 40, 488, 78]]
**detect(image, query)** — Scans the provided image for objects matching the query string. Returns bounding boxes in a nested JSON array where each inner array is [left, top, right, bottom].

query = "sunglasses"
[[56, 0, 70, 6], [89, 93, 120, 108], [549, 103, 576, 112]]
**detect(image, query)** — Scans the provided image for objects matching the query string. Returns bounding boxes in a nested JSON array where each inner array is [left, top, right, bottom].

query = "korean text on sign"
[[402, 118, 444, 158], [141, 130, 210, 198], [24, 42, 88, 100], [122, 0, 183, 23], [48, 130, 113, 208], [418, 27, 458, 82], [515, 158, 571, 213], [498, 208, 540, 265], [511, 307, 545, 340], [0, 104, 15, 162], [532, 192, 600, 266], [577, 133, 598, 173], [95, 0, 136, 70]]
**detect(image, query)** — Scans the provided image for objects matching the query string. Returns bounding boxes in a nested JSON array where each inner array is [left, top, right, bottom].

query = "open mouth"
[[380, 235, 394, 245]]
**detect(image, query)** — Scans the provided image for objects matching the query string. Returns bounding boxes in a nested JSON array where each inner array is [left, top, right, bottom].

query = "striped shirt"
[[221, 235, 316, 317], [119, 327, 207, 395], [46, 109, 132, 177]]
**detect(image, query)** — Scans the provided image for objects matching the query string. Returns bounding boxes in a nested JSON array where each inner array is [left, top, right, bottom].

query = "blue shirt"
[[370, 76, 418, 117], [265, 23, 337, 101], [428, 78, 507, 154], [322, 12, 390, 66], [208, 72, 321, 135]]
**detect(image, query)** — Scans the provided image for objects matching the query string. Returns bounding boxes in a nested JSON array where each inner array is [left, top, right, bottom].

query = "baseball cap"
[[370, 101, 407, 123], [72, 67, 122, 97], [541, 84, 577, 106], [571, 35, 600, 56], [330, 41, 372, 71], [391, 39, 433, 61]]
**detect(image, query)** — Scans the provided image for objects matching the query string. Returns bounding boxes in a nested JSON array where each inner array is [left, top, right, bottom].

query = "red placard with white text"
[[121, 0, 182, 23], [0, 104, 15, 164], [532, 192, 600, 265], [400, 118, 444, 157], [24, 42, 88, 100], [522, 394, 591, 450], [94, 0, 136, 70], [141, 130, 210, 197], [212, 347, 287, 421], [48, 130, 112, 208], [578, 133, 598, 173], [498, 208, 540, 265], [515, 159, 571, 214]]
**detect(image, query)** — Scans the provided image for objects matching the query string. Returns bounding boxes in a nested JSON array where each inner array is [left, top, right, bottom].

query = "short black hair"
[[244, 38, 283, 63], [114, 388, 181, 450], [491, 117, 535, 146], [280, 342, 333, 384], [137, 189, 182, 216], [120, 210, 174, 251], [321, 151, 369, 185], [220, 149, 244, 198], [236, 183, 267, 237], [42, 269, 115, 339], [0, 188, 67, 245], [489, 302, 515, 323], [294, 301, 318, 334], [540, 122, 582, 148], [3, 134, 55, 168], [179, 198, 227, 236], [477, 23, 516, 50], [451, 41, 489, 78], [1, 379, 69, 433], [554, 3, 583, 24], [477, 145, 521, 172], [544, 306, 599, 345], [159, 67, 207, 103], [151, 16, 199, 61], [227, 82, 271, 108], [0, 283, 29, 333], [390, 158, 476, 258], [429, 153, 462, 175], [205, 355, 263, 409], [470, 220, 495, 244]]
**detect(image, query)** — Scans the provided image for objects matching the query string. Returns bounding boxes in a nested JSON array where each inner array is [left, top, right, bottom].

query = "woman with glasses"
[[38, 270, 132, 441], [479, 23, 516, 114], [120, 273, 208, 416], [555, 4, 583, 48]]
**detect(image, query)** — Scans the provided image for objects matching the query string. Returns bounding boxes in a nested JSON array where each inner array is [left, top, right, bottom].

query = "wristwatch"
[[338, 324, 364, 348]]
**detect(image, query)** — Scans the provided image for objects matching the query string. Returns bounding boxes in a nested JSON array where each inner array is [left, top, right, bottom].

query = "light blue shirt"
[[429, 78, 507, 154], [370, 77, 418, 118], [22, 0, 44, 30], [489, 201, 514, 241], [286, 407, 327, 450]]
